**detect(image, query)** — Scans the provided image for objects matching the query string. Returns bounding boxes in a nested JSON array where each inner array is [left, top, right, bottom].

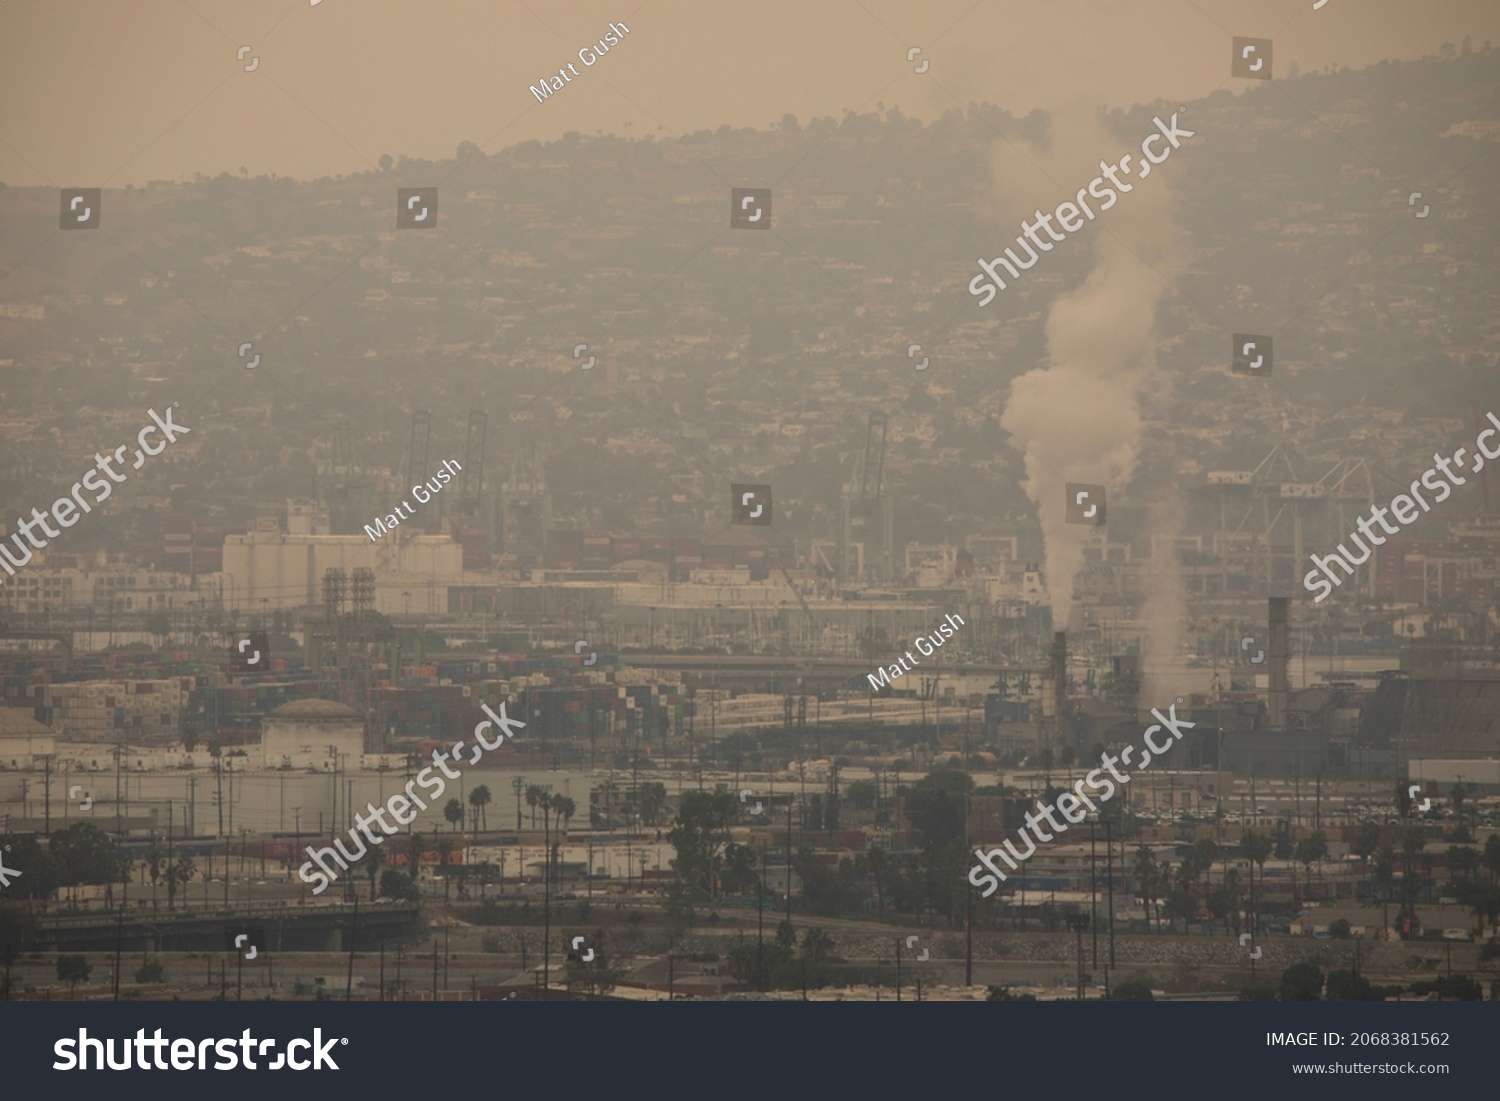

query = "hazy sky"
[[2, 0, 1498, 187]]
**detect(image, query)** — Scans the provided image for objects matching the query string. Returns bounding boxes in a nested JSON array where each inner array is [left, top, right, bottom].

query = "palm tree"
[[526, 785, 546, 829], [443, 798, 465, 832], [469, 785, 492, 836], [169, 854, 196, 909], [638, 781, 667, 827], [1223, 867, 1243, 936], [1351, 823, 1382, 865], [552, 794, 576, 835], [116, 855, 134, 907], [539, 790, 552, 837], [1482, 835, 1500, 885], [868, 845, 889, 923], [365, 845, 383, 901], [434, 838, 454, 902], [407, 832, 425, 895], [1134, 844, 1158, 933], [1241, 831, 1273, 935], [144, 841, 166, 908], [802, 927, 834, 963], [56, 955, 91, 1000]]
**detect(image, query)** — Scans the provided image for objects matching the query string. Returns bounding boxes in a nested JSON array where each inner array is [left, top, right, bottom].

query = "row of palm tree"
[[526, 786, 577, 834], [435, 785, 577, 838]]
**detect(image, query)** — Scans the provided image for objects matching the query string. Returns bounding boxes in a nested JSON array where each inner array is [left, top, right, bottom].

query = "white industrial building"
[[259, 698, 366, 769], [222, 517, 470, 613]]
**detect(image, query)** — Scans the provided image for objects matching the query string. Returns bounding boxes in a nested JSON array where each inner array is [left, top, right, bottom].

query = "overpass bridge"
[[622, 652, 1039, 693], [33, 899, 420, 953]]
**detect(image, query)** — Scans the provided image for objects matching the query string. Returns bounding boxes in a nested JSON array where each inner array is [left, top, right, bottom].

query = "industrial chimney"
[[1051, 630, 1068, 744], [1268, 597, 1289, 729]]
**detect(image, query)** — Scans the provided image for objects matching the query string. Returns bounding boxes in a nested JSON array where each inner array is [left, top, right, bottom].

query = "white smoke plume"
[[994, 111, 1188, 650]]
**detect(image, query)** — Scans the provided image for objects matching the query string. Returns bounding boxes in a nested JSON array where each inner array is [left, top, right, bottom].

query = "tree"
[[526, 785, 546, 829], [434, 838, 454, 901], [168, 854, 196, 909], [720, 843, 759, 895], [1295, 832, 1328, 902], [844, 780, 877, 811], [57, 954, 92, 999], [551, 794, 576, 835], [1113, 975, 1155, 1001], [1351, 824, 1382, 863], [379, 869, 420, 903], [1242, 831, 1273, 932], [2, 834, 52, 899], [146, 611, 171, 648], [1447, 846, 1479, 887], [565, 930, 623, 999], [1484, 835, 1500, 884], [668, 791, 735, 900], [868, 845, 890, 922], [1328, 918, 1352, 940], [801, 927, 835, 963], [378, 153, 394, 172], [49, 823, 120, 886], [900, 770, 973, 848], [0, 907, 38, 1000], [638, 781, 667, 827], [1279, 962, 1323, 1001], [364, 844, 383, 902], [1134, 844, 1159, 933], [468, 785, 492, 835], [144, 840, 167, 906], [135, 958, 166, 983], [1325, 968, 1380, 1000], [405, 832, 425, 889], [1411, 974, 1481, 1001], [443, 799, 465, 832]]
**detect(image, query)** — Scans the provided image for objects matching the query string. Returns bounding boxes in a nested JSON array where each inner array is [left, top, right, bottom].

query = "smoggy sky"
[[3, 0, 1498, 187]]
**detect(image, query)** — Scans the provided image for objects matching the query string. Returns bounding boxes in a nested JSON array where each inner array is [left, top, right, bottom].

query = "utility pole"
[[757, 844, 766, 990], [542, 828, 551, 1001], [1067, 913, 1089, 1000], [964, 788, 972, 986], [786, 800, 793, 925], [965, 880, 973, 987], [112, 904, 124, 1001], [345, 897, 358, 1002], [1105, 817, 1116, 967], [895, 936, 902, 1002], [1090, 822, 1099, 967]]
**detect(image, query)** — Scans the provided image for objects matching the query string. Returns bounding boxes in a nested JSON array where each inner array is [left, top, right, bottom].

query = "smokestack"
[[1268, 597, 1289, 730], [1473, 399, 1500, 516], [1051, 631, 1068, 744]]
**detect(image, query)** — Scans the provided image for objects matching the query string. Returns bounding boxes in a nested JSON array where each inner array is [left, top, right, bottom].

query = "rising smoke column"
[[995, 113, 1188, 687]]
